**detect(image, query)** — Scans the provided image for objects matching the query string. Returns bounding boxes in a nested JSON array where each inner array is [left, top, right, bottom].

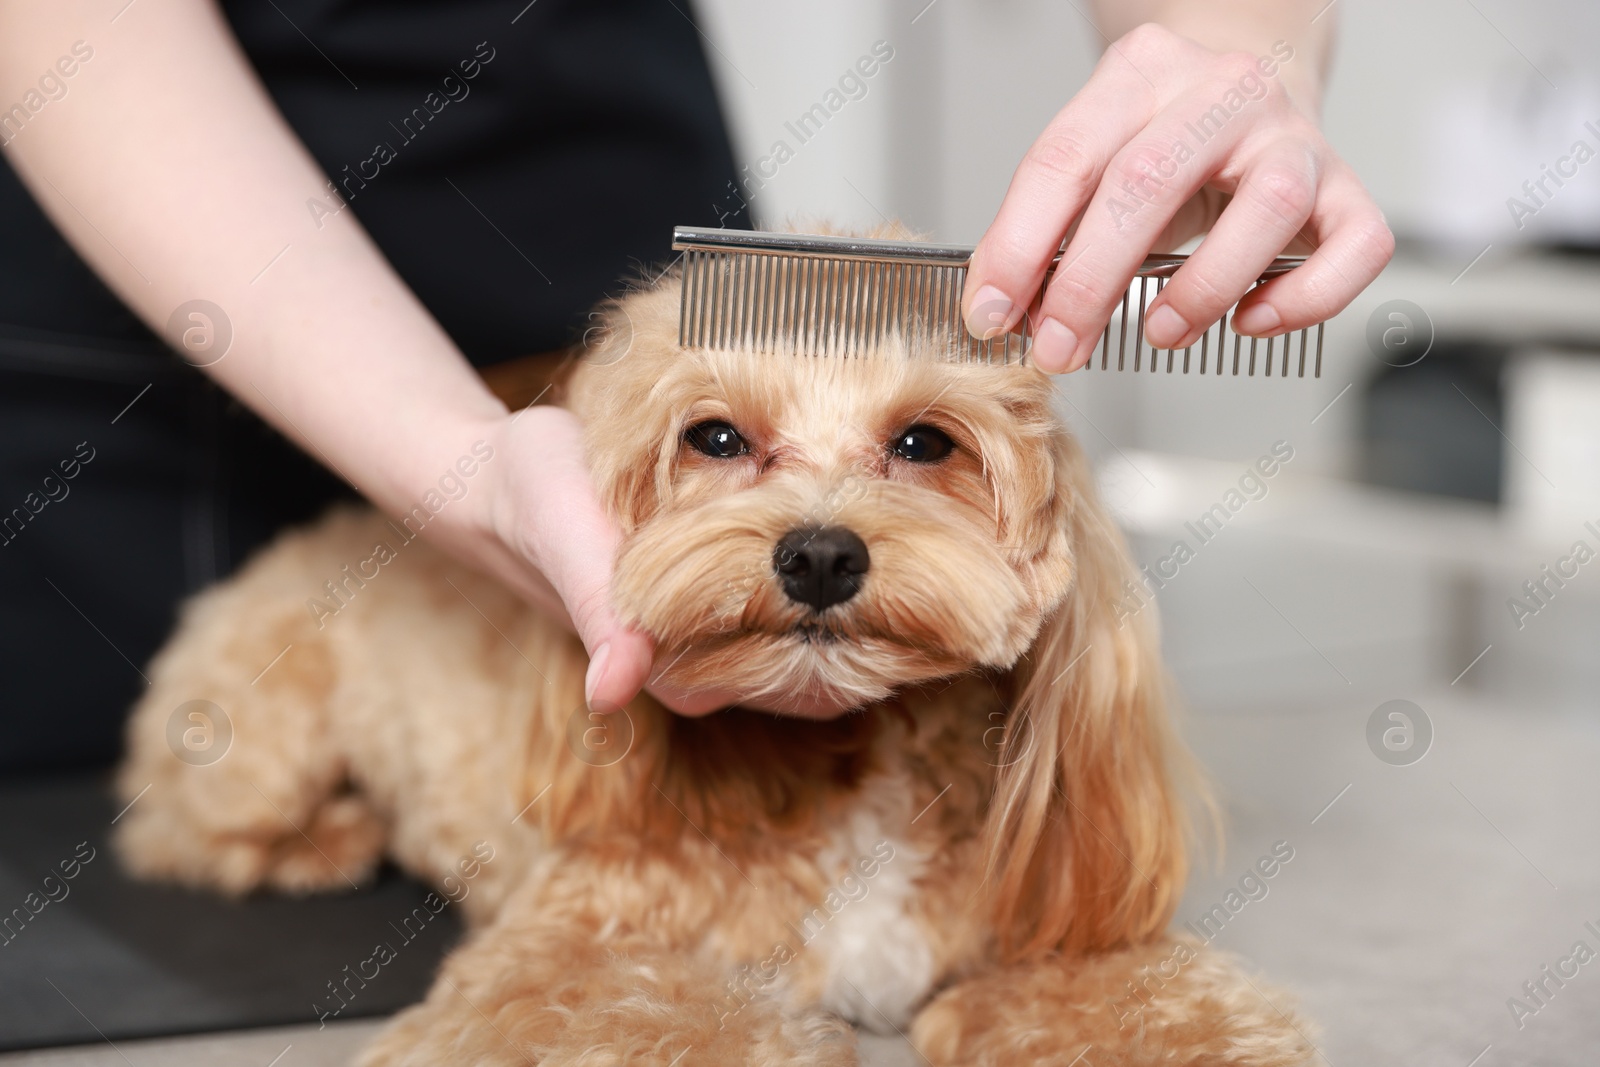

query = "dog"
[[113, 255, 1315, 1065]]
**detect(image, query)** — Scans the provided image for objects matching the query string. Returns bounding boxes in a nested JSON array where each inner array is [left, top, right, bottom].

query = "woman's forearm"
[[1090, 0, 1333, 112], [0, 0, 507, 514]]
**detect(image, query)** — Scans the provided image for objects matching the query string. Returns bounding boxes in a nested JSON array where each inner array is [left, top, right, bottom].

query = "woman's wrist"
[[1093, 2, 1332, 117]]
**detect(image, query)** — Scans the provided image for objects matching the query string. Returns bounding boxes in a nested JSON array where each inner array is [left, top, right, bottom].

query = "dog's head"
[[567, 263, 1190, 959], [569, 278, 1078, 713]]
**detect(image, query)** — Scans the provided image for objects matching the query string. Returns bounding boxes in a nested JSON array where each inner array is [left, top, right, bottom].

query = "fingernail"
[[584, 642, 611, 710], [965, 285, 1016, 339], [1066, 334, 1097, 372], [1145, 305, 1189, 348], [1231, 302, 1280, 336], [1032, 317, 1078, 373]]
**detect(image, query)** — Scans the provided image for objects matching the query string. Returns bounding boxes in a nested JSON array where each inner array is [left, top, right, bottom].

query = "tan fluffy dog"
[[114, 262, 1314, 1065]]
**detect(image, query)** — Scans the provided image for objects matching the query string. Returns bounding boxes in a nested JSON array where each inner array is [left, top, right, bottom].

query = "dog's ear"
[[565, 285, 684, 533], [981, 430, 1196, 961]]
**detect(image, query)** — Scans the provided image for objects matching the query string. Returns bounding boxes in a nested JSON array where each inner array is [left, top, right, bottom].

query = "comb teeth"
[[677, 248, 1029, 363], [1082, 275, 1326, 378], [672, 227, 1322, 377]]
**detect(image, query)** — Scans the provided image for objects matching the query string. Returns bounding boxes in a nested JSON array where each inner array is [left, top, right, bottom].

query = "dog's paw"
[[357, 943, 860, 1067], [116, 789, 384, 896], [911, 939, 1316, 1067]]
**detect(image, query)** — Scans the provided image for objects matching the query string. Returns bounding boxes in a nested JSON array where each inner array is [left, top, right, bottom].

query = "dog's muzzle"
[[773, 526, 870, 612]]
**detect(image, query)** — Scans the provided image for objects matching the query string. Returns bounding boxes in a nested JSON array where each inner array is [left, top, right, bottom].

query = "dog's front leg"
[[909, 937, 1316, 1067], [357, 917, 859, 1067]]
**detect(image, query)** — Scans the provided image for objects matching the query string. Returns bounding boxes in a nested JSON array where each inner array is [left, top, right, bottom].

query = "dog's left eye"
[[890, 425, 954, 463], [685, 420, 748, 458]]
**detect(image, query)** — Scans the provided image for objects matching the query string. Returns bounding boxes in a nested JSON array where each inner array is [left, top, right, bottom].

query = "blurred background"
[[4, 0, 1599, 1063]]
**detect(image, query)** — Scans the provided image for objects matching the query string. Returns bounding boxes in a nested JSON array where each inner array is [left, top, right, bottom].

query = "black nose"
[[773, 527, 870, 612]]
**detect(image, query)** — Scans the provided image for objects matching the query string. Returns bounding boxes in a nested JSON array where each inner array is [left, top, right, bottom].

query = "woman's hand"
[[962, 21, 1394, 372], [409, 406, 651, 716], [448, 406, 856, 719]]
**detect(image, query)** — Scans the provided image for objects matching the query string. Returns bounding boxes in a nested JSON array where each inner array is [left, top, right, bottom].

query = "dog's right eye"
[[684, 420, 748, 458]]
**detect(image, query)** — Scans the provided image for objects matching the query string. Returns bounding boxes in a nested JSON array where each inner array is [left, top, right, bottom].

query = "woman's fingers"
[[1230, 165, 1395, 335], [964, 22, 1391, 373], [1142, 140, 1321, 349], [505, 407, 656, 712], [1029, 87, 1254, 371], [960, 51, 1156, 340], [505, 407, 773, 718]]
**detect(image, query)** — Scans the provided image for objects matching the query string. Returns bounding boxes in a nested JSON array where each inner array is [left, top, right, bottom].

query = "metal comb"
[[672, 227, 1323, 377]]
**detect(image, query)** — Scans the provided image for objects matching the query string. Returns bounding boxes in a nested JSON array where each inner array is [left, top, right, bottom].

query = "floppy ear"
[[565, 284, 684, 533], [980, 428, 1198, 961]]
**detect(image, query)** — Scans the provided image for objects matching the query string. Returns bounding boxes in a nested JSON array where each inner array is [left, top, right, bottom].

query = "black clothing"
[[0, 0, 744, 770]]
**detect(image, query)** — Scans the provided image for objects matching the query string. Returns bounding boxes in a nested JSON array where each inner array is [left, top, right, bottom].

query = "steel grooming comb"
[[672, 227, 1323, 377]]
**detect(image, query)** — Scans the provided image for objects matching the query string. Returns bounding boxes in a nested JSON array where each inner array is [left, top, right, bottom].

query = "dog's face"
[[569, 279, 1080, 716]]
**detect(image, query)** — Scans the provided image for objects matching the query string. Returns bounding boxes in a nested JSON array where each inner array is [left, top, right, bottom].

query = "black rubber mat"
[[0, 773, 458, 1051]]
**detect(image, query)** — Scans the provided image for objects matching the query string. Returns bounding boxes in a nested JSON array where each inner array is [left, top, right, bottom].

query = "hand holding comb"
[[673, 227, 1323, 377]]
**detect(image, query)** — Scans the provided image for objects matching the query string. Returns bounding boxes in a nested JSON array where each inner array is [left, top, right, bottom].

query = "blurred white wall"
[[690, 0, 897, 232], [697, 0, 1600, 247]]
